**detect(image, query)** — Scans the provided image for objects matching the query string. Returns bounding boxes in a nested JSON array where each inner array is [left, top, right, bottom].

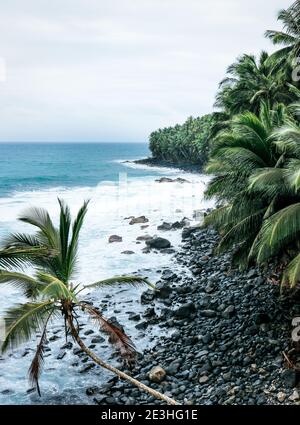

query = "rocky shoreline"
[[87, 225, 300, 405], [131, 157, 202, 174], [1, 206, 300, 405]]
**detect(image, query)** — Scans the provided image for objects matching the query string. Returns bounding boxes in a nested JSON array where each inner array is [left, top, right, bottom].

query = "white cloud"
[[0, 0, 293, 142]]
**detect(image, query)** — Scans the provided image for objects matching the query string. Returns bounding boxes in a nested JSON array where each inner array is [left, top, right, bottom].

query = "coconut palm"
[[204, 102, 288, 268], [248, 116, 300, 288], [215, 52, 294, 116], [265, 0, 300, 60], [0, 199, 177, 405], [204, 98, 300, 288]]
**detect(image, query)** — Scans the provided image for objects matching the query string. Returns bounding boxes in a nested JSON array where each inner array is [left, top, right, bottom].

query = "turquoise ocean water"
[[0, 142, 213, 404], [0, 143, 157, 196]]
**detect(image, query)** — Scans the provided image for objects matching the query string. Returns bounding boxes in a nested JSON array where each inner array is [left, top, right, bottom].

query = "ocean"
[[0, 142, 214, 404]]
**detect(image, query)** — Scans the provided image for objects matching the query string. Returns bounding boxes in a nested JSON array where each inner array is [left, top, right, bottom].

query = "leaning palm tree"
[[0, 199, 177, 405]]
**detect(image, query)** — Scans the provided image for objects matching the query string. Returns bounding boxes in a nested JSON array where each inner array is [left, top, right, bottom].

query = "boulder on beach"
[[155, 281, 172, 299], [155, 177, 190, 183], [148, 366, 166, 383], [155, 177, 174, 183], [129, 216, 149, 225], [146, 237, 171, 250], [182, 225, 201, 240], [108, 235, 123, 243], [171, 218, 190, 229], [157, 222, 172, 231]]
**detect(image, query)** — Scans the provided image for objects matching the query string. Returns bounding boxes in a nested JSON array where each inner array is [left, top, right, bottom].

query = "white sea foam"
[[0, 169, 214, 403], [0, 171, 213, 294]]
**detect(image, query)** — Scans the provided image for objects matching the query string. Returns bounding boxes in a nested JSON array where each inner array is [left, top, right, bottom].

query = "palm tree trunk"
[[67, 314, 178, 405]]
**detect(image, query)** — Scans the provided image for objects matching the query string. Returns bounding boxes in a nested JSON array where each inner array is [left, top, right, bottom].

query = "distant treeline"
[[149, 113, 226, 166]]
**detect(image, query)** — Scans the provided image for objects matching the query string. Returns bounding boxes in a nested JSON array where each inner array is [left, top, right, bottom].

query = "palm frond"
[[2, 301, 55, 352], [80, 304, 136, 360], [85, 275, 156, 290], [19, 207, 58, 248], [0, 246, 52, 270], [28, 312, 53, 396], [0, 270, 43, 298], [282, 253, 300, 288], [37, 272, 76, 301], [250, 203, 300, 264], [65, 201, 89, 280]]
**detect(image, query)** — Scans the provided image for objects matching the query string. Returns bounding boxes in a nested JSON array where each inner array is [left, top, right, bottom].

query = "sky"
[[0, 0, 293, 143]]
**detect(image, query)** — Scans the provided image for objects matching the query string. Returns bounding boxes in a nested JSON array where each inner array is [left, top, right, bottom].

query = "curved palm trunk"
[[67, 314, 178, 405]]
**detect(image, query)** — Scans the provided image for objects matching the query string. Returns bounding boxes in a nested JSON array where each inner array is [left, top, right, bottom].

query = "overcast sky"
[[0, 0, 292, 142]]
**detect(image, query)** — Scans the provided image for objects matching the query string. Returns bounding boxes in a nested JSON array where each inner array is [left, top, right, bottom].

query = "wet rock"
[[155, 281, 172, 299], [135, 321, 148, 330], [277, 392, 287, 403], [173, 302, 196, 319], [289, 390, 300, 401], [253, 312, 271, 325], [129, 216, 149, 225], [199, 376, 210, 384], [146, 237, 171, 250], [141, 290, 155, 304], [60, 342, 73, 350], [128, 313, 141, 321], [143, 307, 156, 318], [49, 335, 60, 342], [79, 363, 95, 373], [84, 329, 94, 336], [148, 366, 166, 383], [1, 389, 13, 395], [57, 351, 66, 360], [160, 248, 176, 254], [108, 235, 123, 243], [91, 336, 105, 344], [200, 310, 216, 318], [93, 395, 107, 404], [171, 219, 187, 229], [222, 306, 235, 319], [155, 177, 174, 183], [157, 222, 172, 231], [281, 369, 297, 388], [182, 226, 200, 240], [121, 251, 135, 255], [161, 270, 177, 281], [86, 386, 100, 396]]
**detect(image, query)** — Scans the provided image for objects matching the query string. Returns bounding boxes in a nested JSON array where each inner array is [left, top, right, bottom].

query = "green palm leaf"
[[85, 275, 156, 290], [282, 253, 300, 288], [0, 270, 43, 298], [2, 301, 56, 352]]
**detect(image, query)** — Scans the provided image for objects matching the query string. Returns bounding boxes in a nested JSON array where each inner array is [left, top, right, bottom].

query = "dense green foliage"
[[149, 1, 300, 167], [149, 113, 226, 165], [204, 0, 300, 289]]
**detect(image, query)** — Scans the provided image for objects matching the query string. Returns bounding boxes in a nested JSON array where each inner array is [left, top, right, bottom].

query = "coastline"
[[89, 225, 299, 405], [0, 157, 299, 405], [131, 158, 203, 174]]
